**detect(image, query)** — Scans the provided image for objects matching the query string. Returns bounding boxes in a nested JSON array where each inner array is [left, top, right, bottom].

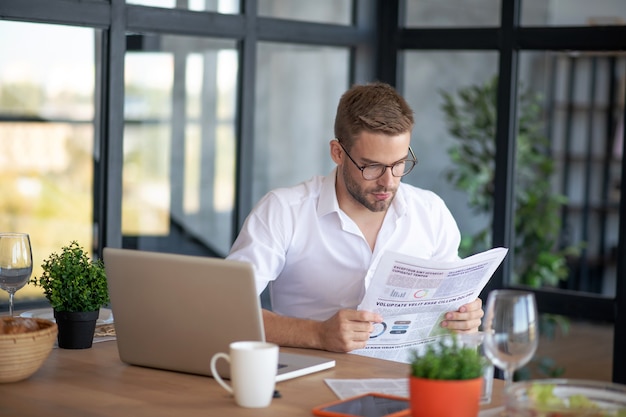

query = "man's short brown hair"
[[334, 82, 414, 150]]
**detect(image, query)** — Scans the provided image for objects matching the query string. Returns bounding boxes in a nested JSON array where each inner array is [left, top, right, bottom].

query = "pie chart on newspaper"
[[369, 321, 387, 338]]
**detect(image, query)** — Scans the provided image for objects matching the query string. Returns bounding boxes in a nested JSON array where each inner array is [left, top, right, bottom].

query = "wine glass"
[[0, 233, 33, 316], [483, 289, 538, 387]]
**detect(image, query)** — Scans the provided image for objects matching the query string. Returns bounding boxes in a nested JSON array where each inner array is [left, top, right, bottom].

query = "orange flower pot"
[[409, 376, 482, 417]]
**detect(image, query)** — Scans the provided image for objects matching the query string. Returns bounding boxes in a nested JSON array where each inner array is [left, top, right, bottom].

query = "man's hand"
[[262, 308, 382, 353], [318, 309, 383, 353], [440, 298, 483, 333]]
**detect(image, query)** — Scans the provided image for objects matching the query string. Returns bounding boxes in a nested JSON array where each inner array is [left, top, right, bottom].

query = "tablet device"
[[312, 393, 411, 417]]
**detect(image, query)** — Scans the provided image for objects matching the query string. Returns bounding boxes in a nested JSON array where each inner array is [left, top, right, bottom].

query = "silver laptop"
[[103, 247, 335, 382]]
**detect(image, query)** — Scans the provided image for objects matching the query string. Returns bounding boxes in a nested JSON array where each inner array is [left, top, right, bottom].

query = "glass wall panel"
[[126, 0, 239, 14], [253, 43, 349, 204], [258, 0, 352, 25], [404, 0, 501, 28], [401, 51, 499, 256], [517, 50, 625, 296], [522, 0, 626, 26], [124, 35, 238, 255], [0, 21, 97, 309]]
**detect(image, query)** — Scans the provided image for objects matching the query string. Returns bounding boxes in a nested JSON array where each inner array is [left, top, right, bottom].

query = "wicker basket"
[[0, 317, 58, 383]]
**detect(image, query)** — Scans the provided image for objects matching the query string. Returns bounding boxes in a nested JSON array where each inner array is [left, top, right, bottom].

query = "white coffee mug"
[[210, 341, 279, 408]]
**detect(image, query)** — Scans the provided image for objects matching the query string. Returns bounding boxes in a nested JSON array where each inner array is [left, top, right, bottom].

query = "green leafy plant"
[[440, 75, 580, 287], [30, 241, 109, 312], [410, 335, 487, 380]]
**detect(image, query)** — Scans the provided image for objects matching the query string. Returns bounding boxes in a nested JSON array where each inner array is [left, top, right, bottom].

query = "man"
[[227, 82, 483, 353]]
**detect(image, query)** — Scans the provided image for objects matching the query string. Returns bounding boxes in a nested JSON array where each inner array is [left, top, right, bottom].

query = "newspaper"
[[351, 247, 508, 363], [324, 378, 409, 399]]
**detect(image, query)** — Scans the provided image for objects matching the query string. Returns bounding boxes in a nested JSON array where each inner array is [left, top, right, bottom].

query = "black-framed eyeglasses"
[[337, 140, 417, 181]]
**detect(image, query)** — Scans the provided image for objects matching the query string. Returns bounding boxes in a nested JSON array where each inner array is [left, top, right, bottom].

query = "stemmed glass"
[[483, 289, 539, 387], [0, 233, 33, 316]]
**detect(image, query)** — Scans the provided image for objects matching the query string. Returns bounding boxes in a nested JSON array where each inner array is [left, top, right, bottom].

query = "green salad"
[[524, 383, 626, 417]]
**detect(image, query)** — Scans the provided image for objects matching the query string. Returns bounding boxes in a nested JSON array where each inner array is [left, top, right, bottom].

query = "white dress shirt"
[[227, 168, 461, 321]]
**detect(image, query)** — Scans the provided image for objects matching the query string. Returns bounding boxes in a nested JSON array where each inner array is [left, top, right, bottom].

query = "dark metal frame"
[[1, 0, 624, 382]]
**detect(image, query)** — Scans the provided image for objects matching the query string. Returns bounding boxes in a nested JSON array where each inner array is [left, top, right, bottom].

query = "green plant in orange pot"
[[409, 334, 488, 417]]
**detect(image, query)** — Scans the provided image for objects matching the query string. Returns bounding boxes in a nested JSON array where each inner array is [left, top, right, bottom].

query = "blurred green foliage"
[[440, 75, 580, 288]]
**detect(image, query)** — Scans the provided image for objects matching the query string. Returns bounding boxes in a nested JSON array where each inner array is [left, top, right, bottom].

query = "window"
[[405, 0, 501, 27], [123, 34, 238, 255], [126, 0, 239, 14], [518, 50, 626, 295], [252, 43, 349, 203], [521, 0, 626, 26], [0, 21, 97, 306], [258, 0, 352, 25], [401, 51, 499, 251]]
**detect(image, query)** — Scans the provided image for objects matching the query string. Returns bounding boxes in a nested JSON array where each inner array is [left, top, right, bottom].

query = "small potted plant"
[[409, 333, 489, 417], [30, 241, 109, 349]]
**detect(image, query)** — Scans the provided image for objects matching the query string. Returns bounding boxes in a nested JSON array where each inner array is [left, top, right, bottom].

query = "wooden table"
[[0, 340, 504, 416]]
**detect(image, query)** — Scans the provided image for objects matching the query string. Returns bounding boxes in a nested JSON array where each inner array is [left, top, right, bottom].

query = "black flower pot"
[[53, 310, 99, 349]]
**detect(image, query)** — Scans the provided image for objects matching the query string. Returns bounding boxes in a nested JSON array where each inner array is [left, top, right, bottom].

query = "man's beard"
[[341, 165, 397, 212]]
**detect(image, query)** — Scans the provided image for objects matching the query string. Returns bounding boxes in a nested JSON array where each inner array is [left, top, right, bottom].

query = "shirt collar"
[[391, 182, 408, 217], [318, 168, 340, 217]]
